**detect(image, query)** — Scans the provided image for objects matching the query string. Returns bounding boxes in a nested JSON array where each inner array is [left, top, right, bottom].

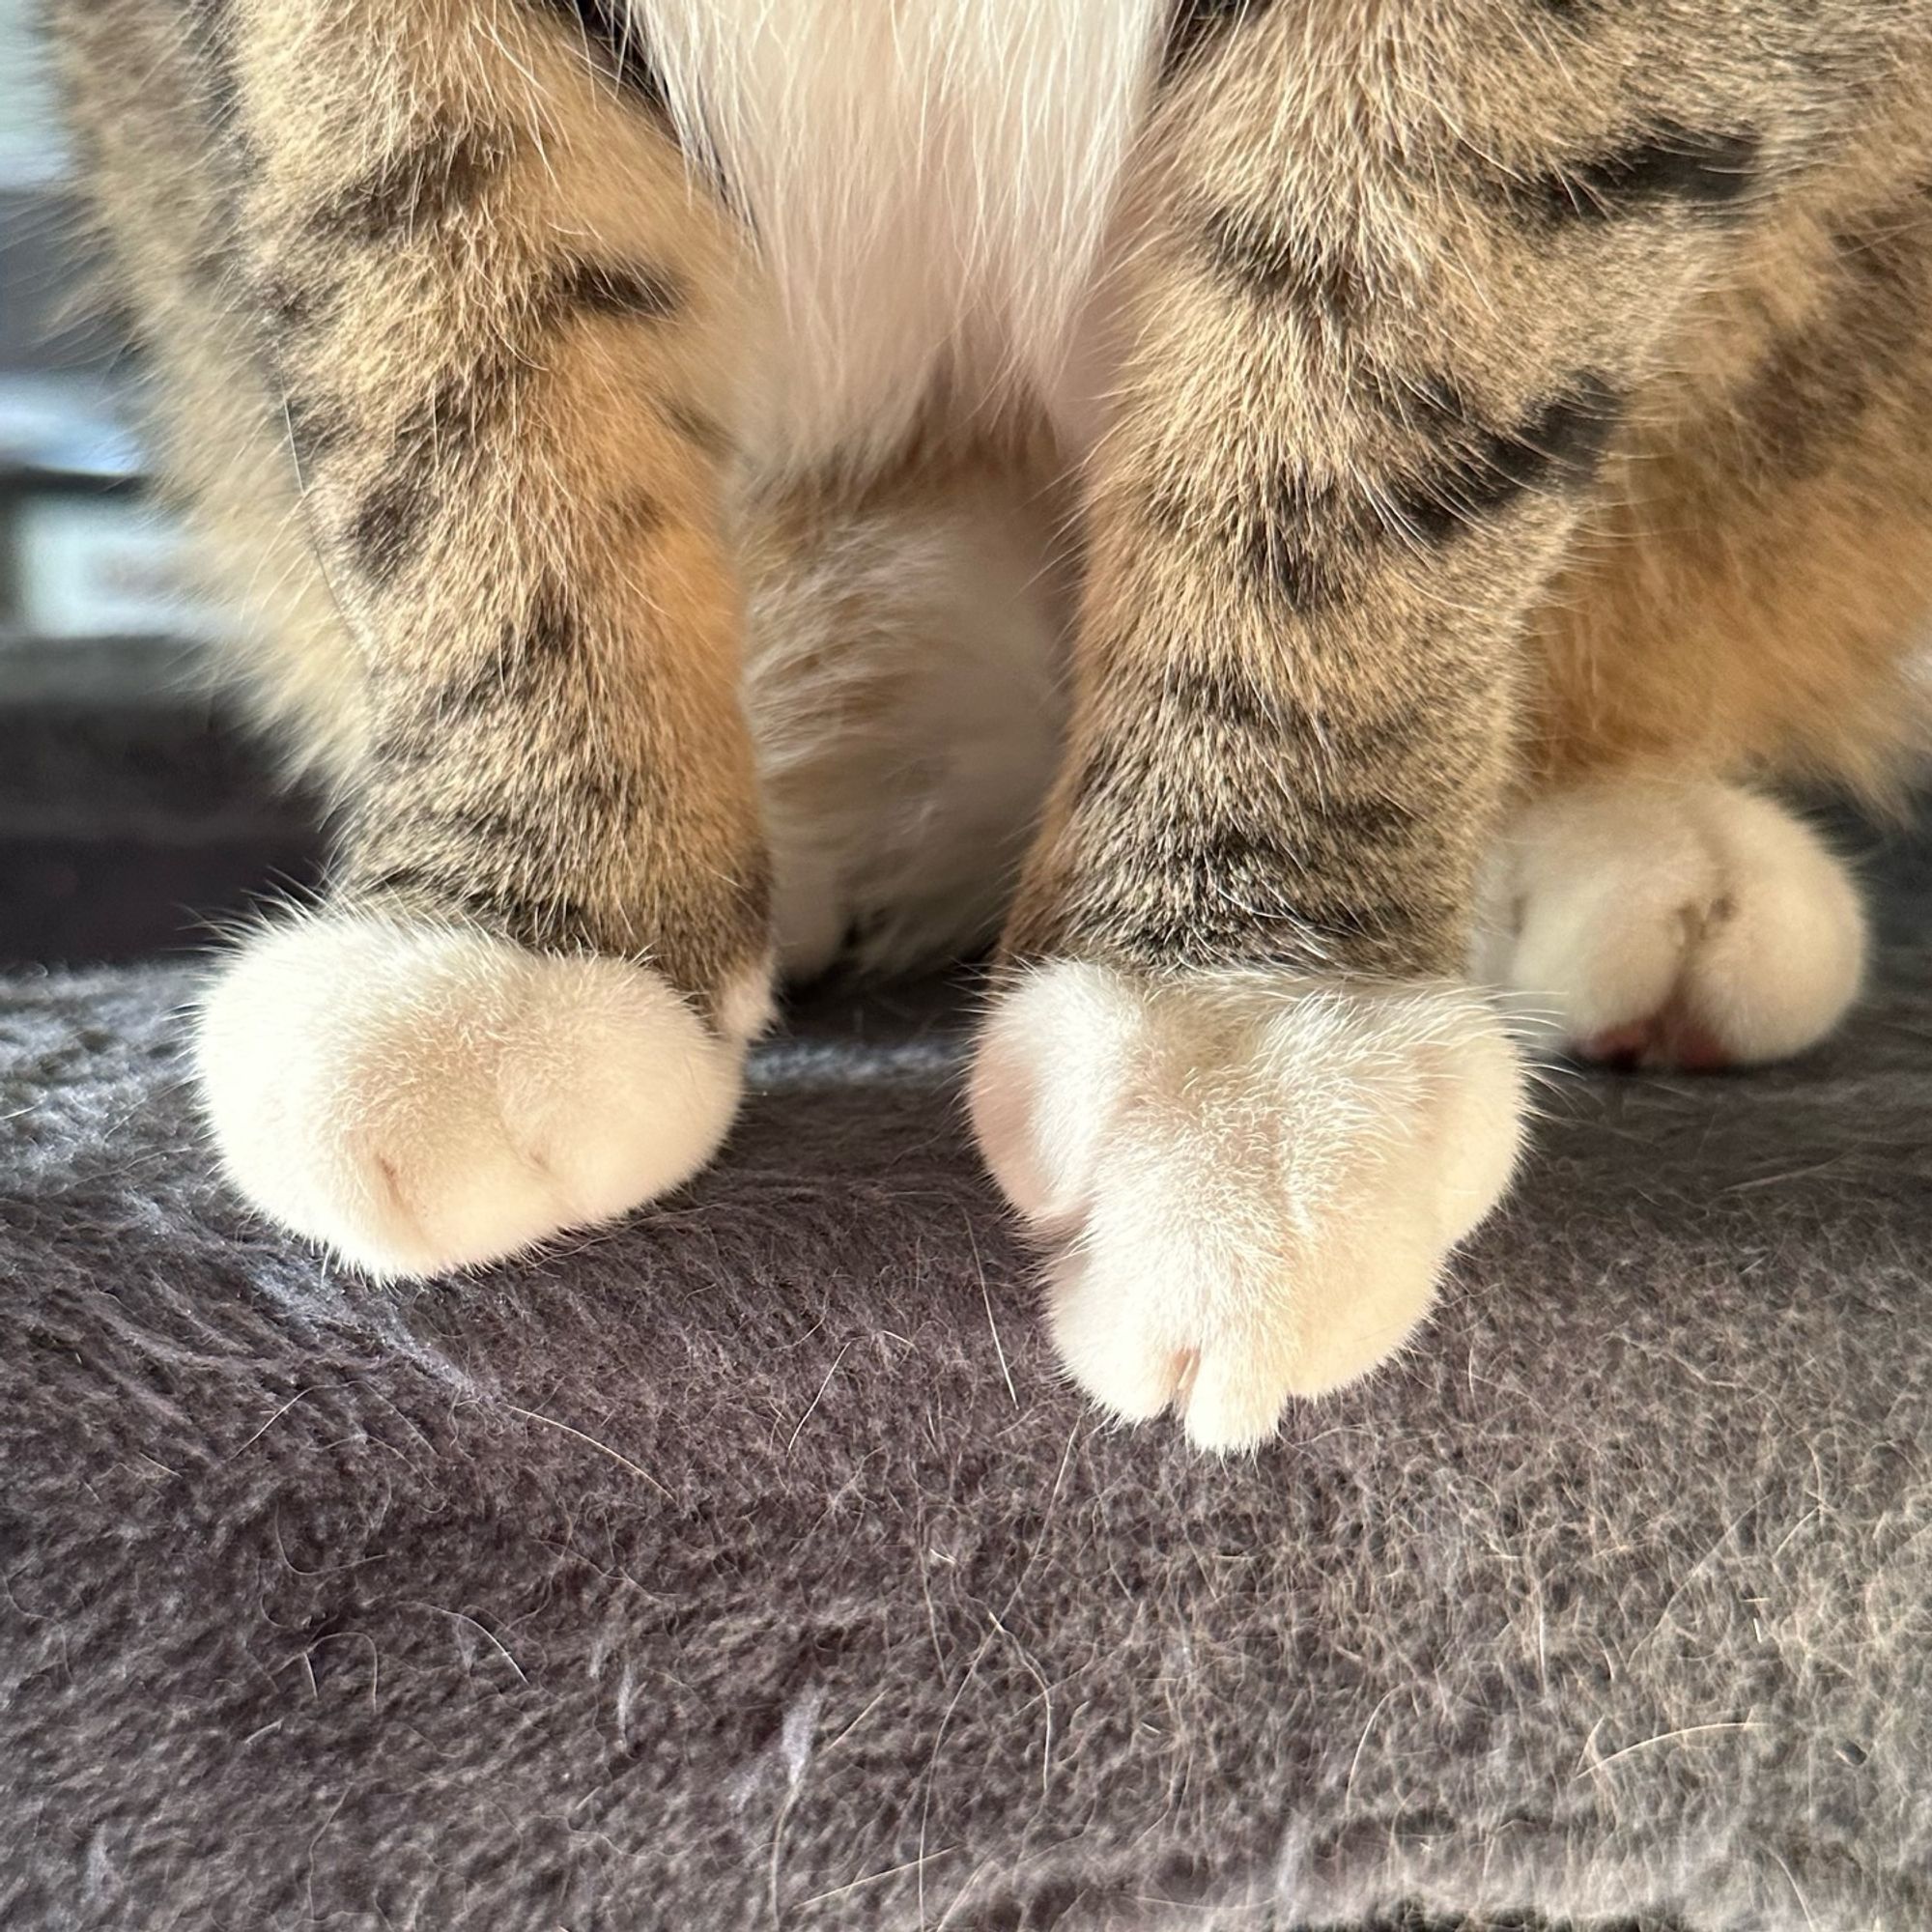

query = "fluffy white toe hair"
[[971, 963, 1525, 1452], [194, 916, 753, 1279], [1476, 778, 1867, 1067]]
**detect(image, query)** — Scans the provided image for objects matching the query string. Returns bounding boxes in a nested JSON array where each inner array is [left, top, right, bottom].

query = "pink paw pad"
[[1579, 1007, 1732, 1074]]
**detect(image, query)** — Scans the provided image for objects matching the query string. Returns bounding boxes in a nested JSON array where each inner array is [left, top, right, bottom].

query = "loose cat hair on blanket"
[[48, 0, 1932, 1447]]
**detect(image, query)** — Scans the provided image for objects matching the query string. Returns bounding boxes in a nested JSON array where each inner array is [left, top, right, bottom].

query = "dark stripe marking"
[[1510, 121, 1760, 225], [310, 128, 507, 245], [1104, 895, 1429, 976], [339, 356, 523, 586], [660, 401, 734, 462], [521, 582, 582, 666], [1147, 474, 1347, 616], [1201, 205, 1362, 321], [258, 272, 324, 332], [1190, 818, 1320, 895], [1307, 791, 1423, 847], [1156, 660, 1291, 740], [544, 257, 684, 324], [1369, 368, 1476, 436], [405, 360, 521, 457], [607, 490, 667, 544], [1152, 378, 1615, 614], [337, 248, 666, 588], [1103, 672, 1431, 851], [1054, 745, 1451, 974], [344, 476, 431, 587], [1239, 533, 1334, 616], [1163, 1, 1271, 82], [336, 464, 431, 589], [1155, 663, 1433, 766], [391, 804, 553, 853], [1387, 374, 1620, 544], [1242, 474, 1350, 613], [428, 583, 585, 711], [355, 864, 595, 949]]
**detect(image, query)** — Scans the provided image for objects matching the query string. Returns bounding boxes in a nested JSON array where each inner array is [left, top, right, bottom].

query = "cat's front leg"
[[188, 6, 769, 1275], [978, 7, 1765, 1445], [972, 967, 1523, 1448]]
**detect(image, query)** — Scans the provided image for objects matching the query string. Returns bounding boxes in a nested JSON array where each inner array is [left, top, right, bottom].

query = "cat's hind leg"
[[1488, 164, 1932, 1068], [742, 451, 1068, 981], [1475, 779, 1868, 1070]]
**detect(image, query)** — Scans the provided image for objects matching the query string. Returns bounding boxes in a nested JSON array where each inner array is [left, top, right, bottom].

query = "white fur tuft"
[[195, 916, 749, 1278], [639, 0, 1166, 469]]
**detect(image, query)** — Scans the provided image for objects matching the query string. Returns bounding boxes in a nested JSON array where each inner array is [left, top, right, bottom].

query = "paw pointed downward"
[[970, 964, 1524, 1452], [195, 917, 759, 1278]]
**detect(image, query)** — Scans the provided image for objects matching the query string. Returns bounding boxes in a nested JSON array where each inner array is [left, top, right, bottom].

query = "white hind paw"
[[970, 964, 1524, 1452], [194, 916, 755, 1277], [1475, 780, 1866, 1069]]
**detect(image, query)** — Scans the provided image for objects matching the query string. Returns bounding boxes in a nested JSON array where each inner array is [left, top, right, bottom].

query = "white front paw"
[[970, 964, 1524, 1452], [1475, 779, 1866, 1068], [195, 916, 753, 1277]]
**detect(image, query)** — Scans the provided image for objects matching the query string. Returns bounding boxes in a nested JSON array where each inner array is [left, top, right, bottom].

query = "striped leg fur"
[[58, 0, 771, 1274], [970, 4, 1930, 1446]]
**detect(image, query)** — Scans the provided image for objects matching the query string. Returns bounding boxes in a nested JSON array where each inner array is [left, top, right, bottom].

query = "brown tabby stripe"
[[308, 128, 510, 244], [401, 581, 589, 725], [1505, 121, 1762, 225], [339, 261, 681, 587], [1200, 203, 1365, 321], [658, 401, 735, 461], [1162, 0, 1274, 81], [350, 863, 598, 952], [541, 256, 684, 323], [1151, 372, 1618, 616], [1387, 374, 1622, 543]]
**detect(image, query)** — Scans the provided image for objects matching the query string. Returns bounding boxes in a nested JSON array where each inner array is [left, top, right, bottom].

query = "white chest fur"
[[638, 0, 1166, 469]]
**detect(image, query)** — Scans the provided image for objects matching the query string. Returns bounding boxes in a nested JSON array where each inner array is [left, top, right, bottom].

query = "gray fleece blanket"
[[2, 845, 1929, 1930]]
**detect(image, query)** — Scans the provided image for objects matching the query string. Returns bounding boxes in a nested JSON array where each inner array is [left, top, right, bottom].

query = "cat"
[[47, 1, 1932, 1449]]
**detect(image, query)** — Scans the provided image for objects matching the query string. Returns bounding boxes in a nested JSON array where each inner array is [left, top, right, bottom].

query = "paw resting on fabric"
[[1476, 780, 1866, 1070], [970, 964, 1524, 1452], [194, 916, 766, 1277]]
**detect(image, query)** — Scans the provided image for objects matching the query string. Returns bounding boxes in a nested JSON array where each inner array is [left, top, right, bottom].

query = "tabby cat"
[[49, 2, 1932, 1448]]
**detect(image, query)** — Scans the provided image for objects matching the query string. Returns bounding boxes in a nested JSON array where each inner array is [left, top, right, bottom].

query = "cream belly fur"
[[649, 1, 1170, 978]]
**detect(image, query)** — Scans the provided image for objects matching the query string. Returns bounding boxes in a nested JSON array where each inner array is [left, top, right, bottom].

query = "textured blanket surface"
[[2, 841, 1929, 1931]]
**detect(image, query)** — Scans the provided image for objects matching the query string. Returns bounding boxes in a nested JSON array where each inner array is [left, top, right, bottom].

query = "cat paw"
[[969, 965, 1523, 1451], [1474, 780, 1866, 1069], [194, 915, 758, 1277]]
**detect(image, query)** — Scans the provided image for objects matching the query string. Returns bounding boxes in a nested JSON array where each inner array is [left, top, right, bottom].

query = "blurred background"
[[0, 0, 321, 969]]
